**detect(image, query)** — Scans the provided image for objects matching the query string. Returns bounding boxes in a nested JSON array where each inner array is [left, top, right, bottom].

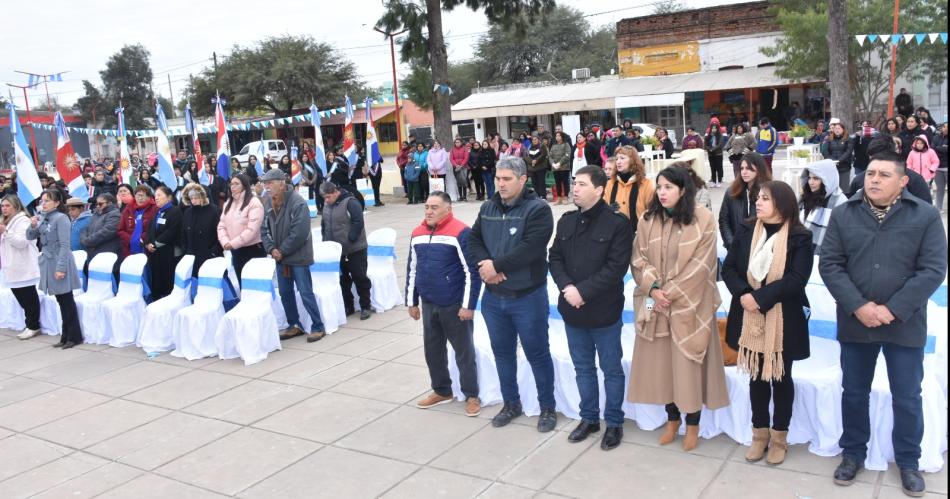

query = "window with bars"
[[378, 122, 398, 142]]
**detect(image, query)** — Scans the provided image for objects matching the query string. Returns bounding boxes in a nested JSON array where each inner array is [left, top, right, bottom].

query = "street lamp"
[[373, 27, 409, 145]]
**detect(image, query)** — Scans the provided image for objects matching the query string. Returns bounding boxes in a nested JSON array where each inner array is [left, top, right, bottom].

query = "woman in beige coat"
[[629, 166, 729, 452]]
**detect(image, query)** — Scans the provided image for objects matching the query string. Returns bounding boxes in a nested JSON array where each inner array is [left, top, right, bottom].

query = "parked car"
[[233, 140, 287, 168]]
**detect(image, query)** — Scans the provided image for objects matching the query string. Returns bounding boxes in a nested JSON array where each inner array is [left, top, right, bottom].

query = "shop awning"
[[451, 66, 823, 119]]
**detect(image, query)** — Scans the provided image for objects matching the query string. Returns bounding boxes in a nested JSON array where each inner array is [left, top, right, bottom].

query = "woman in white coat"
[[0, 195, 42, 339]]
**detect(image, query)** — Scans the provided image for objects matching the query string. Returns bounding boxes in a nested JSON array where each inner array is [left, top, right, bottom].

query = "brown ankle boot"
[[766, 429, 788, 465], [745, 427, 770, 462], [658, 420, 681, 445], [682, 424, 700, 451]]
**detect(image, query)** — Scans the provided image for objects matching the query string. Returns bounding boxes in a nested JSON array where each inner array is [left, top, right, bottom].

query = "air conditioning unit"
[[571, 68, 591, 80]]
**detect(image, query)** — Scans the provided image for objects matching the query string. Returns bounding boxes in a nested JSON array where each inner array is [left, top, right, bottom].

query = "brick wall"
[[617, 1, 779, 50]]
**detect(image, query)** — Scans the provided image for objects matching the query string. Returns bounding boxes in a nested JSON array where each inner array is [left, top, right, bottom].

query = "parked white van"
[[233, 140, 287, 167]]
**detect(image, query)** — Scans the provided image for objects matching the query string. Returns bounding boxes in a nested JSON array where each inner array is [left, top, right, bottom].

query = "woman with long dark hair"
[[144, 185, 182, 300], [629, 166, 728, 452], [820, 119, 853, 189], [722, 180, 813, 466], [27, 189, 83, 348], [217, 173, 265, 283], [719, 152, 772, 248]]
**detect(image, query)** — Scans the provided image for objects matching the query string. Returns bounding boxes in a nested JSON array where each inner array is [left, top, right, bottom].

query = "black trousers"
[[340, 248, 372, 312], [666, 403, 701, 425], [472, 170, 486, 199], [553, 171, 570, 198], [419, 173, 430, 200], [369, 170, 383, 204], [231, 243, 267, 284], [55, 292, 83, 344], [11, 286, 41, 330], [422, 300, 479, 399], [529, 170, 547, 199], [750, 355, 795, 431], [709, 154, 724, 183], [147, 247, 178, 301]]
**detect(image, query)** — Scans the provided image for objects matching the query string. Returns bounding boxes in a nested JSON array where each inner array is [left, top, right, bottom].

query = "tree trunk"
[[426, 0, 453, 145], [827, 0, 853, 129]]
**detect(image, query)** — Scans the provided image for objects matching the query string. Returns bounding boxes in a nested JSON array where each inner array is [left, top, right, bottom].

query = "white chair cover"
[[311, 227, 323, 243], [0, 270, 62, 335], [366, 228, 401, 312], [215, 258, 280, 365], [310, 241, 346, 333], [102, 254, 148, 347], [72, 250, 87, 295], [138, 255, 195, 353], [170, 257, 227, 360], [76, 252, 118, 344]]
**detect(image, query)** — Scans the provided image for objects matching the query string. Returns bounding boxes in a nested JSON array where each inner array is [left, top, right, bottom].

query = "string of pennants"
[[855, 32, 948, 46], [28, 94, 409, 138]]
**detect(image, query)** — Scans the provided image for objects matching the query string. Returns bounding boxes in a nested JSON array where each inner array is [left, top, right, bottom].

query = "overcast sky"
[[2, 0, 741, 111]]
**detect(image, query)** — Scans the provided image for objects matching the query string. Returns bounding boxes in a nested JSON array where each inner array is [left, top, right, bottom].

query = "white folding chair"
[[170, 257, 227, 360], [76, 252, 118, 344], [138, 255, 195, 353], [72, 250, 87, 295], [101, 254, 148, 347], [366, 228, 401, 312], [215, 258, 280, 365], [311, 227, 323, 243], [310, 241, 346, 333]]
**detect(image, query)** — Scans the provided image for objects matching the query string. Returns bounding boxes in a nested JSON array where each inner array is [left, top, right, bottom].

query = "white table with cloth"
[[447, 266, 949, 473]]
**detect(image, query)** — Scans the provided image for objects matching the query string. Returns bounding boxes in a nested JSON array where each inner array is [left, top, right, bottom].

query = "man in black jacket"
[[548, 166, 632, 450], [820, 152, 946, 496], [468, 156, 557, 432]]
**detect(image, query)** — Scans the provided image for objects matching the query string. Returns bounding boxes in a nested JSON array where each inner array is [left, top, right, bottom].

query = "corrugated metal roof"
[[451, 66, 823, 119]]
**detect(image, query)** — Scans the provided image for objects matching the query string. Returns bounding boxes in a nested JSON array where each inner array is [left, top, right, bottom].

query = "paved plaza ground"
[[0, 156, 947, 498]]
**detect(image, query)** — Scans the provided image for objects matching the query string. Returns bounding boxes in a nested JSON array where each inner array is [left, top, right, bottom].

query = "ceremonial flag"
[[364, 97, 383, 166], [184, 102, 207, 185], [341, 95, 357, 166], [54, 111, 88, 200], [213, 93, 231, 181], [154, 102, 177, 192], [310, 100, 327, 176], [5, 100, 42, 207], [115, 104, 134, 186], [290, 143, 302, 185], [256, 137, 267, 176]]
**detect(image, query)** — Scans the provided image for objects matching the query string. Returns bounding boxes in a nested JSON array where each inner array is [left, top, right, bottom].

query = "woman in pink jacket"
[[450, 138, 471, 200], [906, 135, 940, 182], [216, 173, 265, 283], [426, 140, 449, 179]]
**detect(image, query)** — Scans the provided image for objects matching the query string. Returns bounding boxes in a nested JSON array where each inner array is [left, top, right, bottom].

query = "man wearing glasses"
[[79, 193, 122, 281]]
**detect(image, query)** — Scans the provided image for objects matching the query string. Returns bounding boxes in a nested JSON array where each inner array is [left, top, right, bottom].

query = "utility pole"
[[885, 0, 901, 118], [6, 83, 41, 167], [373, 27, 409, 145]]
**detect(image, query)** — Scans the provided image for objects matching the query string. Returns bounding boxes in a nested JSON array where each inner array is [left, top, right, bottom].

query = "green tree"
[[653, 0, 685, 15], [183, 35, 366, 119], [75, 80, 107, 125], [376, 0, 555, 145], [99, 44, 155, 129], [763, 0, 948, 121]]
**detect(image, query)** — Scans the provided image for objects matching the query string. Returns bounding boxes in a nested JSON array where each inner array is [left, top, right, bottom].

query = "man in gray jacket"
[[260, 169, 326, 342], [820, 151, 947, 496], [320, 182, 372, 320]]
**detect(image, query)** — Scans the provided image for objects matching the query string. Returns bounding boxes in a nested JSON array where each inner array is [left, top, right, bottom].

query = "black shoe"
[[833, 456, 863, 486], [345, 308, 356, 317], [376, 202, 385, 207], [360, 309, 372, 321], [601, 426, 623, 450], [61, 341, 77, 350], [537, 408, 557, 433], [52, 341, 65, 348], [567, 421, 600, 443], [491, 402, 523, 428], [899, 468, 926, 497]]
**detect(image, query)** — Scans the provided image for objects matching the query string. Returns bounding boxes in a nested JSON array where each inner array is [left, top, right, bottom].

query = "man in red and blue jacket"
[[406, 191, 483, 416]]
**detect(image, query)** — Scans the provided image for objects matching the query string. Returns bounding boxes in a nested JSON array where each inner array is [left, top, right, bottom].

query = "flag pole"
[[6, 83, 41, 167], [374, 27, 409, 146]]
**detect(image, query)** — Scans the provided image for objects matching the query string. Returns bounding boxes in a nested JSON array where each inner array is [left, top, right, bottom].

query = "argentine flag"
[[364, 97, 383, 166], [154, 102, 178, 192], [6, 101, 42, 207], [310, 101, 327, 176], [256, 137, 267, 177]]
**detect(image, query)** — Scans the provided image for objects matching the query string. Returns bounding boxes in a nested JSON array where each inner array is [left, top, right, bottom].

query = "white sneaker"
[[17, 328, 40, 340]]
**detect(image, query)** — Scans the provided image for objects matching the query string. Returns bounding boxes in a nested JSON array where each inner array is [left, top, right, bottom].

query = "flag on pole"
[[342, 95, 357, 166], [5, 100, 42, 207], [364, 97, 383, 167], [256, 136, 267, 177], [310, 100, 327, 176], [184, 102, 207, 186], [54, 111, 88, 200], [154, 102, 177, 192], [290, 143, 302, 185], [213, 93, 231, 181], [115, 104, 134, 187]]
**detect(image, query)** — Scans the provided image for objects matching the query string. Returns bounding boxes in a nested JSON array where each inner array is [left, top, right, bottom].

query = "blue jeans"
[[276, 264, 325, 333], [839, 341, 924, 470], [481, 286, 555, 409], [483, 171, 495, 199], [565, 320, 625, 427]]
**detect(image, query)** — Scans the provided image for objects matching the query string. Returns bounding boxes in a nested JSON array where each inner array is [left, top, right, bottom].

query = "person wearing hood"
[[180, 183, 223, 278], [603, 146, 655, 239], [321, 181, 373, 320], [798, 160, 848, 254], [932, 123, 948, 212], [117, 185, 158, 258], [66, 198, 92, 251], [905, 134, 939, 183]]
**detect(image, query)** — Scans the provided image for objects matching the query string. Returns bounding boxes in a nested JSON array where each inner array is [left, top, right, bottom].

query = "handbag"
[[429, 176, 445, 192], [718, 304, 737, 366]]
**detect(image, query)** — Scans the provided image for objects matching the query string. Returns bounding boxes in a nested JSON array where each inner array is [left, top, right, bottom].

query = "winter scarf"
[[737, 220, 788, 382]]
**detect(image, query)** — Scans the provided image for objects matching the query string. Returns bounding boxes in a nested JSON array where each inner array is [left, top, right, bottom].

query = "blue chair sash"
[[120, 272, 151, 301], [88, 270, 117, 293], [310, 261, 341, 273], [367, 245, 396, 258], [242, 277, 276, 300]]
